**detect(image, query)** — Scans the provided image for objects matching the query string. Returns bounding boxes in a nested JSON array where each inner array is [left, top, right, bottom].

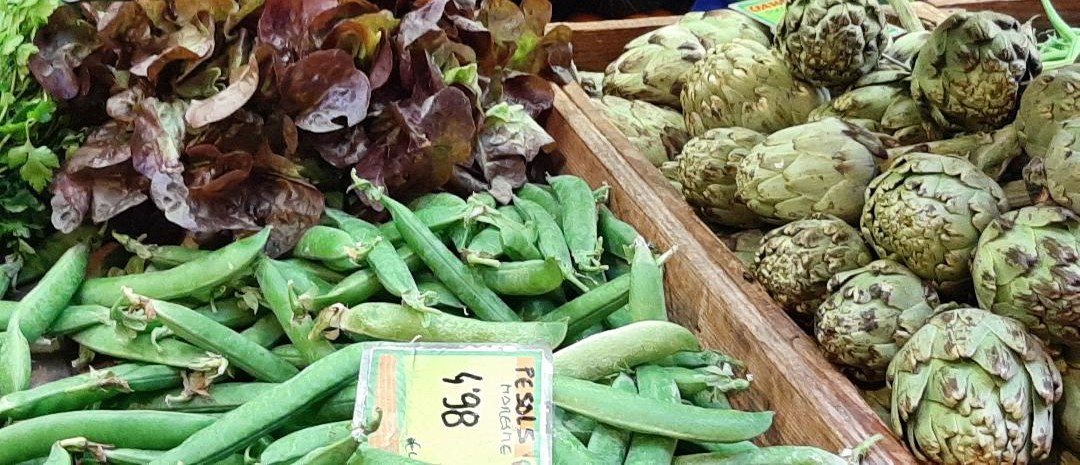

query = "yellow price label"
[[353, 343, 553, 465]]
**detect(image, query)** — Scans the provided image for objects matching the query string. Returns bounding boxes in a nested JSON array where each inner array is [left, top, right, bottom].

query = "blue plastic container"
[[691, 0, 732, 10]]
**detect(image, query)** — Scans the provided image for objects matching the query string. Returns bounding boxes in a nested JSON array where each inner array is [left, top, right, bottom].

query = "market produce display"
[[588, 0, 1080, 462], [0, 171, 878, 464]]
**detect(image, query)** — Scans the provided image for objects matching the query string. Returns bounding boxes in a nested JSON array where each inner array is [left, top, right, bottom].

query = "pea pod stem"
[[555, 375, 773, 443], [113, 233, 211, 269]]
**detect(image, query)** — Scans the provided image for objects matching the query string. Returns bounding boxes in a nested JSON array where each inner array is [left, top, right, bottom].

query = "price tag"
[[352, 342, 553, 465]]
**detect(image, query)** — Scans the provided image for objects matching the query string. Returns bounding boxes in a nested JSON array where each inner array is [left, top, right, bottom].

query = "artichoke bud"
[[665, 127, 766, 228], [777, 0, 890, 88], [681, 38, 829, 136], [592, 95, 690, 167], [815, 259, 941, 382], [1017, 64, 1080, 160], [972, 205, 1080, 352], [735, 117, 884, 224], [752, 214, 872, 315], [1040, 118, 1080, 215], [861, 153, 1008, 293], [888, 306, 1062, 465], [603, 12, 770, 109], [911, 11, 1041, 134]]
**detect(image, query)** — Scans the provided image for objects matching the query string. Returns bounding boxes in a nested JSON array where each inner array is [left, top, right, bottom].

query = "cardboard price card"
[[353, 342, 553, 465]]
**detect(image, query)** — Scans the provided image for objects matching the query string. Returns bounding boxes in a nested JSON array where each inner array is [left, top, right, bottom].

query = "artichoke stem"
[[1002, 180, 1037, 210], [886, 0, 924, 33]]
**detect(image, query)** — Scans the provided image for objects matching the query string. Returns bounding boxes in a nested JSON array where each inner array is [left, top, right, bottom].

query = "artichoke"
[[808, 31, 940, 146], [735, 117, 884, 224], [888, 306, 1062, 464], [661, 127, 765, 228], [603, 12, 769, 108], [815, 260, 941, 382], [719, 229, 766, 267], [971, 206, 1080, 350], [777, 0, 889, 88], [911, 11, 1041, 133], [1061, 361, 1080, 454], [1040, 118, 1080, 214], [592, 95, 690, 167], [1016, 64, 1080, 159], [752, 214, 872, 315], [861, 153, 1008, 292], [681, 39, 829, 136]]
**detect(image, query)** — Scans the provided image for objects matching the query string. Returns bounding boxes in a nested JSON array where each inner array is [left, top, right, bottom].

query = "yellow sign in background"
[[356, 343, 552, 465]]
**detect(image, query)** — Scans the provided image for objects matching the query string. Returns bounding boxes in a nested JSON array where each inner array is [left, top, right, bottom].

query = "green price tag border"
[[353, 342, 554, 465]]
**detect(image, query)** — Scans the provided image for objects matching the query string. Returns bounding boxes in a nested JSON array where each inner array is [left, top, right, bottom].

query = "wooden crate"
[[546, 87, 914, 463]]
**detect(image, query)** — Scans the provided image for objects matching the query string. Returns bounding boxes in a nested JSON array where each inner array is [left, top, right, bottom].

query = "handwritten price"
[[441, 372, 483, 427]]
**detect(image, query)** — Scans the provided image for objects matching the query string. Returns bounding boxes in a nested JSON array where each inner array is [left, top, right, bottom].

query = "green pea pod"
[[408, 192, 468, 211], [599, 206, 639, 262], [280, 259, 347, 284], [449, 192, 497, 252], [672, 446, 849, 465], [519, 298, 557, 321], [0, 410, 216, 464], [516, 183, 562, 224], [318, 302, 566, 349], [416, 276, 466, 311], [476, 207, 542, 262], [294, 226, 366, 271], [554, 421, 600, 465], [71, 325, 228, 373], [281, 383, 357, 430], [145, 299, 298, 382], [0, 300, 14, 327], [628, 236, 668, 322], [261, 421, 352, 465], [192, 300, 261, 329], [310, 246, 423, 310], [270, 259, 336, 301], [586, 374, 635, 464], [0, 326, 32, 396], [478, 259, 564, 296], [43, 441, 73, 465], [378, 200, 470, 244], [78, 229, 270, 306], [354, 176, 518, 322], [461, 227, 504, 267], [538, 274, 631, 336], [554, 321, 701, 381], [114, 233, 212, 269], [554, 375, 773, 444], [548, 175, 604, 273], [148, 344, 366, 465], [81, 449, 245, 465], [514, 196, 589, 291], [107, 382, 276, 413], [240, 315, 285, 348], [0, 364, 180, 421], [557, 408, 598, 442], [624, 366, 680, 465], [2, 244, 88, 395], [293, 437, 359, 465], [255, 259, 336, 364], [0, 259, 19, 301]]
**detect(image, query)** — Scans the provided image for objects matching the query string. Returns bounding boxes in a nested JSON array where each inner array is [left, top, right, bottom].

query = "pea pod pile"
[[0, 174, 869, 464]]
